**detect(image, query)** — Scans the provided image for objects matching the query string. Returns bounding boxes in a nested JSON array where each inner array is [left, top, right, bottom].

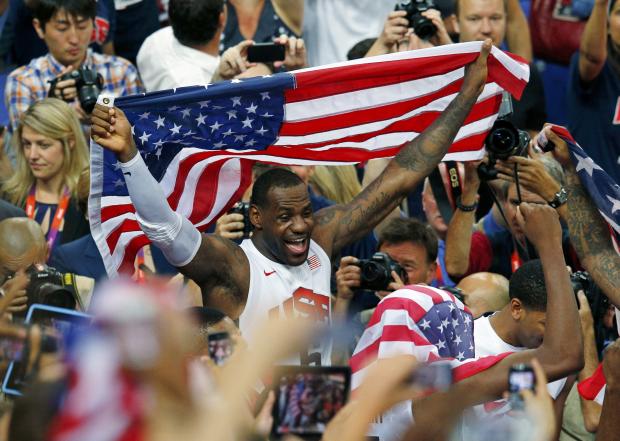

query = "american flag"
[[349, 285, 511, 441], [550, 125, 620, 407], [89, 42, 529, 276], [307, 254, 321, 271]]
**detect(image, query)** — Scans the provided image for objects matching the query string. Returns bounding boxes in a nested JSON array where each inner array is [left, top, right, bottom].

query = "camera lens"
[[413, 17, 437, 39], [362, 262, 385, 284], [79, 86, 100, 113], [38, 283, 76, 310]]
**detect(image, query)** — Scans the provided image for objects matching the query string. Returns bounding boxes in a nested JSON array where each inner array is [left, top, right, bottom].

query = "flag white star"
[[169, 123, 182, 135], [261, 112, 274, 118], [222, 128, 234, 138], [231, 78, 242, 83], [464, 316, 471, 325], [245, 103, 258, 114], [181, 108, 191, 118], [227, 110, 238, 120], [168, 105, 179, 111], [469, 343, 474, 351], [183, 130, 196, 137], [452, 319, 460, 328], [454, 335, 462, 345], [213, 105, 224, 110], [262, 74, 272, 78], [448, 303, 455, 311], [198, 100, 210, 108], [195, 113, 207, 126], [419, 319, 431, 330], [242, 117, 254, 128], [154, 115, 165, 129], [234, 134, 247, 142], [260, 92, 270, 100], [139, 131, 151, 144], [153, 139, 165, 148], [231, 96, 242, 107], [113, 161, 123, 171], [213, 141, 226, 148], [437, 323, 444, 332], [114, 178, 125, 187], [255, 126, 268, 136], [575, 154, 603, 176], [138, 111, 150, 120], [456, 351, 465, 360], [131, 125, 135, 135], [155, 147, 162, 160], [210, 121, 222, 132], [437, 340, 446, 349], [442, 318, 449, 328], [246, 139, 257, 147], [607, 195, 620, 214]]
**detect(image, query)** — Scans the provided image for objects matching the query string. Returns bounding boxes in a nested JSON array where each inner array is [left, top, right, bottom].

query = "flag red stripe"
[[101, 203, 135, 221], [367, 298, 431, 328], [186, 160, 227, 224], [106, 218, 140, 255], [487, 56, 528, 100], [288, 53, 477, 102], [452, 352, 513, 382], [578, 364, 606, 400], [119, 234, 150, 274], [279, 79, 464, 137]]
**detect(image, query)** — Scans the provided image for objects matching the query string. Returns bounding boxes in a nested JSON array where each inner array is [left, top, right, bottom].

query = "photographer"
[[334, 217, 437, 323], [4, 0, 143, 131]]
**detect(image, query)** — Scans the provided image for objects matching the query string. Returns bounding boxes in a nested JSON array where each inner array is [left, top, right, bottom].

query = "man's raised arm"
[[311, 40, 493, 258], [90, 105, 249, 297]]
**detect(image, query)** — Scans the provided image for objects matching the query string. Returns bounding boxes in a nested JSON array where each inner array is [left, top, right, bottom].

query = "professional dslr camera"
[[228, 201, 254, 239], [394, 0, 438, 40], [355, 252, 407, 291], [478, 93, 531, 181], [9, 265, 80, 314], [48, 66, 104, 113]]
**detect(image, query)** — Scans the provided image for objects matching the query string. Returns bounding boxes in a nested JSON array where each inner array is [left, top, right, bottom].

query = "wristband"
[[548, 187, 568, 209], [456, 196, 477, 212]]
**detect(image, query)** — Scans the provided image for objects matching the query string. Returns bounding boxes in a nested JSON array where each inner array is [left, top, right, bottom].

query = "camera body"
[[356, 252, 407, 291], [394, 0, 438, 39], [478, 118, 531, 181], [228, 201, 253, 239], [19, 265, 78, 312], [48, 67, 104, 113]]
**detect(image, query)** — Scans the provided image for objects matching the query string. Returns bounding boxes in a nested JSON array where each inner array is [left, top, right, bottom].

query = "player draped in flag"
[[91, 42, 494, 366]]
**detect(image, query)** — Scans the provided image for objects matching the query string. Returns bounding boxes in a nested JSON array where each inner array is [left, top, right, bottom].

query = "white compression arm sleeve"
[[119, 153, 201, 267]]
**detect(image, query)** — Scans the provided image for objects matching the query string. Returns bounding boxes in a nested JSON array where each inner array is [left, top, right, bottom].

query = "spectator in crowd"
[[309, 165, 361, 206], [0, 198, 25, 220], [454, 271, 509, 318], [0, 0, 115, 71], [567, 0, 620, 185], [113, 0, 159, 65], [1, 99, 90, 251], [455, 0, 545, 135], [597, 338, 620, 440], [218, 0, 302, 53], [4, 0, 142, 132], [91, 41, 494, 364]]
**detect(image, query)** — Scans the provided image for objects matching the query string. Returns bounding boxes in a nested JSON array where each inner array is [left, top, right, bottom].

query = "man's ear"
[[426, 261, 437, 285], [33, 18, 45, 40], [249, 204, 262, 230], [451, 15, 460, 35], [510, 298, 524, 320]]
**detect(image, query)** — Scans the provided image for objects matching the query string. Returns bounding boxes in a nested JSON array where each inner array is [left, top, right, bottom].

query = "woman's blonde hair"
[[2, 98, 89, 206], [310, 165, 361, 204]]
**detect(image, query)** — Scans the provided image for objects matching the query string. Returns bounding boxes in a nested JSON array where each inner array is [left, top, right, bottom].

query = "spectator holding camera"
[[4, 0, 142, 131], [1, 99, 90, 252]]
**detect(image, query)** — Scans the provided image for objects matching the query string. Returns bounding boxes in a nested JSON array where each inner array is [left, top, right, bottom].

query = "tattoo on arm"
[[565, 171, 620, 296], [394, 92, 477, 176]]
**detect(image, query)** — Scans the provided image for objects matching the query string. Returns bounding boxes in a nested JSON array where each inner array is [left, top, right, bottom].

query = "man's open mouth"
[[284, 237, 309, 255]]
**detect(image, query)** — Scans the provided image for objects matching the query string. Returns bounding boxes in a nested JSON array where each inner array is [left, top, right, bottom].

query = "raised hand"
[[91, 104, 138, 163], [461, 39, 492, 98], [515, 202, 562, 251]]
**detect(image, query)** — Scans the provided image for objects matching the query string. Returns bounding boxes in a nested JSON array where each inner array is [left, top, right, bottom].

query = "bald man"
[[456, 272, 509, 318], [0, 218, 94, 312]]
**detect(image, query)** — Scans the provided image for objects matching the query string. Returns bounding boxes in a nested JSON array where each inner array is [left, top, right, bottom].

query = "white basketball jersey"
[[239, 239, 332, 366]]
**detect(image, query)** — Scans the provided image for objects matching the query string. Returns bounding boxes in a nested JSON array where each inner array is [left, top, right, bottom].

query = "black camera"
[[10, 265, 79, 314], [356, 252, 407, 291], [48, 66, 104, 113], [394, 0, 438, 40], [228, 201, 253, 239], [570, 271, 607, 312], [478, 118, 531, 181]]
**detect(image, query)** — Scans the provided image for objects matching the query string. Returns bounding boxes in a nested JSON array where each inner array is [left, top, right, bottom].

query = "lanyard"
[[26, 185, 71, 254]]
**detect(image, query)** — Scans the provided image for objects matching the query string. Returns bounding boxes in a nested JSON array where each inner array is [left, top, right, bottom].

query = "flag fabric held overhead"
[[89, 41, 529, 276]]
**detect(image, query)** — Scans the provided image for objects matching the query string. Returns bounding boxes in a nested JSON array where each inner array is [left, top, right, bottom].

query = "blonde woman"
[[2, 98, 90, 253], [309, 165, 362, 204]]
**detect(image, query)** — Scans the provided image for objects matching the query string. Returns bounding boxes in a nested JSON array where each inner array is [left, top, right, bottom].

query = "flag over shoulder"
[[89, 41, 529, 276]]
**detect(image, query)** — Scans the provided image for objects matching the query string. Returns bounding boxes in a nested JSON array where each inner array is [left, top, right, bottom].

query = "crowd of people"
[[0, 0, 618, 440]]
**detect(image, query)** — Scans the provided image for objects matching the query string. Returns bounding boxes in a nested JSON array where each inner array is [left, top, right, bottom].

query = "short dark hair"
[[509, 259, 547, 311], [377, 218, 439, 263], [250, 168, 305, 209], [187, 306, 226, 328], [32, 0, 96, 29], [168, 0, 224, 46], [347, 38, 376, 60]]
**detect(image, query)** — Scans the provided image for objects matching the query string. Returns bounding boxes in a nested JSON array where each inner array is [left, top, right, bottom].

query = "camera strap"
[[428, 162, 462, 225], [26, 185, 71, 256]]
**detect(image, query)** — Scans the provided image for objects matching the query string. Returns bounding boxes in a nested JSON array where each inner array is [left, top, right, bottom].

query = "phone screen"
[[247, 43, 286, 63], [273, 366, 350, 436], [0, 337, 24, 362], [508, 370, 535, 393], [208, 332, 233, 366]]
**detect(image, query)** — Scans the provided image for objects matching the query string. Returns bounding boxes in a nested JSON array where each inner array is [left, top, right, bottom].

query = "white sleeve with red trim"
[[119, 153, 201, 267]]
